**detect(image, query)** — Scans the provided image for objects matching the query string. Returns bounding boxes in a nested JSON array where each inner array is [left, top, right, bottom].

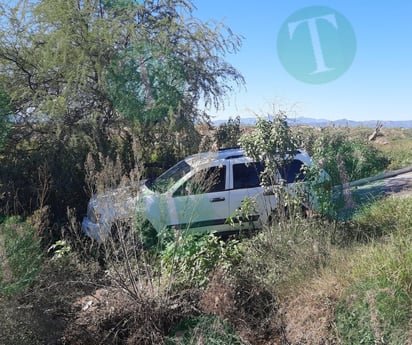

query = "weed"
[[351, 233, 412, 297], [214, 116, 242, 148], [0, 216, 43, 295], [236, 216, 334, 294], [308, 126, 389, 185], [351, 195, 412, 239], [335, 279, 410, 345], [161, 233, 241, 291], [374, 128, 412, 170]]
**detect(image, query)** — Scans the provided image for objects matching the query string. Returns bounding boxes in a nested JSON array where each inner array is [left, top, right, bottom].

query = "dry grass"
[[200, 269, 285, 345], [275, 247, 358, 345], [280, 275, 345, 344], [64, 285, 203, 345], [0, 233, 12, 283]]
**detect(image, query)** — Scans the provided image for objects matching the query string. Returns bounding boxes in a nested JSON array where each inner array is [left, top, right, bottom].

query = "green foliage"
[[303, 163, 335, 217], [239, 112, 300, 187], [0, 88, 12, 148], [311, 128, 389, 185], [351, 232, 412, 297], [101, 0, 143, 10], [237, 217, 333, 289], [376, 129, 412, 170], [239, 112, 332, 217], [351, 195, 412, 239], [107, 43, 185, 124], [238, 112, 309, 220], [161, 233, 241, 289], [48, 240, 71, 260], [167, 315, 242, 345], [0, 0, 243, 129], [0, 217, 43, 295], [214, 116, 242, 148], [138, 220, 161, 250], [335, 279, 410, 345], [227, 197, 258, 229], [0, 0, 244, 224], [0, 122, 96, 221], [334, 197, 412, 343]]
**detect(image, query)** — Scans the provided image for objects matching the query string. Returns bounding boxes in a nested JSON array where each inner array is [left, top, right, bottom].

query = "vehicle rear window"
[[233, 163, 264, 189], [279, 159, 306, 183]]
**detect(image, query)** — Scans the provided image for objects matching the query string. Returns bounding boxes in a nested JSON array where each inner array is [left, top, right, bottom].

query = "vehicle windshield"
[[148, 160, 192, 193]]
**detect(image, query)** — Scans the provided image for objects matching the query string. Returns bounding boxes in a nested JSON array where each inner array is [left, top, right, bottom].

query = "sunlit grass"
[[352, 195, 412, 238], [335, 278, 410, 345], [276, 195, 412, 343], [0, 217, 43, 295], [372, 128, 412, 170]]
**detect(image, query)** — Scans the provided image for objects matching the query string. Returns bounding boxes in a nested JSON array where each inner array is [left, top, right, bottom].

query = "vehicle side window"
[[174, 166, 226, 196], [233, 162, 264, 189], [279, 159, 306, 183]]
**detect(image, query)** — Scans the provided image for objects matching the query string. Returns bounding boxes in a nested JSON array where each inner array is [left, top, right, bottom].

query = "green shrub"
[[160, 233, 241, 290], [0, 88, 12, 149], [0, 217, 43, 295], [311, 128, 389, 185], [335, 279, 410, 345]]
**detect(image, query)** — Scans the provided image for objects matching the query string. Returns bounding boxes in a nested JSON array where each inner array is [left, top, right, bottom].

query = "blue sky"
[[194, 1, 412, 122]]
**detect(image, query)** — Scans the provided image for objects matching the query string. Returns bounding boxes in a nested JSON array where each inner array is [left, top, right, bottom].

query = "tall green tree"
[[0, 0, 243, 219], [0, 0, 243, 137], [214, 116, 242, 148], [0, 88, 12, 148]]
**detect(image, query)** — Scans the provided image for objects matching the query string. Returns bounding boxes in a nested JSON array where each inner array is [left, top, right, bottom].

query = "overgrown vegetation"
[[214, 115, 243, 148], [374, 128, 412, 170], [0, 0, 243, 223], [0, 217, 43, 295], [1, 123, 411, 344], [1, 1, 412, 344], [301, 126, 390, 185], [335, 278, 410, 345], [161, 233, 242, 290]]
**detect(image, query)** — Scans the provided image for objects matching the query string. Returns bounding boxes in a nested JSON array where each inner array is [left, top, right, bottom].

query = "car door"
[[278, 158, 308, 202], [165, 162, 231, 233], [228, 160, 272, 227]]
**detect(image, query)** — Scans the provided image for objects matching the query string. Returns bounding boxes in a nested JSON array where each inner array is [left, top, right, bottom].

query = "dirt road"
[[350, 168, 412, 201], [335, 167, 412, 219], [381, 170, 412, 196]]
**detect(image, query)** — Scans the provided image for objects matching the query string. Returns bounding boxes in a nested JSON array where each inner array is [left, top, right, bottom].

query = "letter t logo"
[[288, 14, 337, 75], [277, 6, 356, 84]]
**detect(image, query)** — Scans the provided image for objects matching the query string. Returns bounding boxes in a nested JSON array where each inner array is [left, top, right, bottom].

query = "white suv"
[[82, 148, 326, 241]]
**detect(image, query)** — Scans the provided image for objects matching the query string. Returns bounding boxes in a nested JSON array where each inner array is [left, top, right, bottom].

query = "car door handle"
[[209, 197, 225, 202]]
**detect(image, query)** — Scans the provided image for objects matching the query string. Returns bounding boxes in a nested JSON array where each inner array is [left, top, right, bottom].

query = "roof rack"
[[218, 146, 240, 151], [225, 154, 244, 160]]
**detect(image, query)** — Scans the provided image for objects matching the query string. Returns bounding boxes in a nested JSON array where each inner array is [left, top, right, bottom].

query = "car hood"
[[88, 184, 137, 218]]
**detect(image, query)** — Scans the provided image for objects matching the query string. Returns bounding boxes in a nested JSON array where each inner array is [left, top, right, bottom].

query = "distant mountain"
[[213, 116, 412, 128]]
